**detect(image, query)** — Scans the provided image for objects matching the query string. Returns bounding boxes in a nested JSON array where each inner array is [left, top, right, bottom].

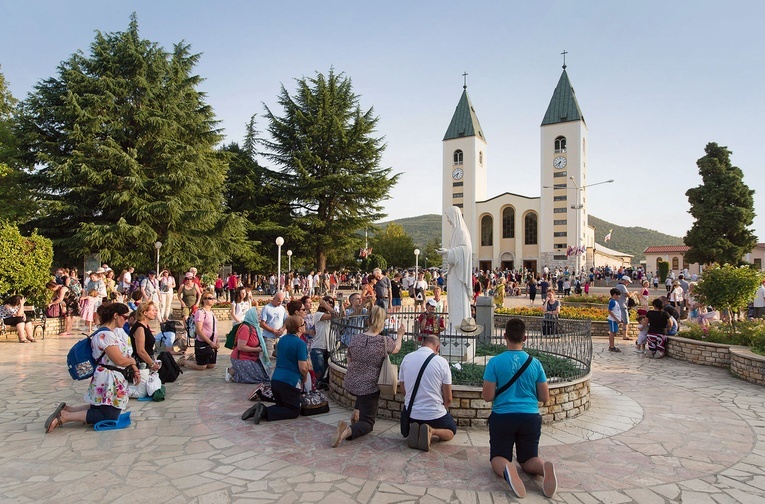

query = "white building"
[[441, 65, 604, 274]]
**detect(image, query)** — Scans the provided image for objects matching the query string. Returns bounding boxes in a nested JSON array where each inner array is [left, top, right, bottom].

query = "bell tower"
[[442, 76, 487, 259]]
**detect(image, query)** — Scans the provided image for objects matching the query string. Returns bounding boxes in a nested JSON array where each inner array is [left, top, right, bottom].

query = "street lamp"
[[275, 236, 284, 292], [414, 248, 420, 279], [565, 177, 613, 273], [154, 241, 162, 274], [286, 249, 292, 272]]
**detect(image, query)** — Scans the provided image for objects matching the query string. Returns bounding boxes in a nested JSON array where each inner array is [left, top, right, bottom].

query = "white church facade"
[[441, 65, 606, 274]]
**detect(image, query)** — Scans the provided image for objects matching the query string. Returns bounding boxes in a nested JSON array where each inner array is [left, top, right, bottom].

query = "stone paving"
[[2, 324, 765, 502]]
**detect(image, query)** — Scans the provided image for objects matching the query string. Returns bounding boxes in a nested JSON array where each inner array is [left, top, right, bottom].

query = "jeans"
[[310, 348, 328, 383]]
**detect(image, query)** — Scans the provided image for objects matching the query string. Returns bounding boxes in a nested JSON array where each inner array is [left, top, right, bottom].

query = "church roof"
[[443, 88, 485, 141], [541, 68, 585, 126]]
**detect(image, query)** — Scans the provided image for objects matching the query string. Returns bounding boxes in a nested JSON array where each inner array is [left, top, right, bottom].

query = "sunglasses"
[[203, 297, 214, 301]]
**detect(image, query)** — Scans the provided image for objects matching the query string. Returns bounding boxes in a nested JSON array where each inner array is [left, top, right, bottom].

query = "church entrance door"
[[479, 260, 492, 272], [501, 260, 514, 271], [523, 260, 537, 274]]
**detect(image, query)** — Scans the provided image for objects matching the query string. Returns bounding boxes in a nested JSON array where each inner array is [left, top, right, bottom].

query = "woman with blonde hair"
[[332, 305, 404, 447], [129, 301, 161, 372]]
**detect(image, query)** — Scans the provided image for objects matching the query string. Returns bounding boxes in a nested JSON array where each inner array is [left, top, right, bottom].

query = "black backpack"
[[157, 351, 183, 383]]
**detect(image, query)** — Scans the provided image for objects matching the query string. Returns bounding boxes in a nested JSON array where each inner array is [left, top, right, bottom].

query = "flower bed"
[[498, 306, 607, 321]]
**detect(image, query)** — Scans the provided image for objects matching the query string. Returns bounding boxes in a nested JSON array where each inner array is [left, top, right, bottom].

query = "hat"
[[621, 277, 632, 283], [184, 272, 194, 279], [426, 299, 437, 307], [457, 317, 484, 335], [148, 270, 156, 275], [94, 267, 105, 274]]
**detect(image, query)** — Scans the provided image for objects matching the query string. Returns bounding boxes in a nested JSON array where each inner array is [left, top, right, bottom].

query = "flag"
[[604, 229, 613, 242]]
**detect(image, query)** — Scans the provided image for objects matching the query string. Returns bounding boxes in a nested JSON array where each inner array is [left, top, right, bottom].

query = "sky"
[[1, 1, 763, 241]]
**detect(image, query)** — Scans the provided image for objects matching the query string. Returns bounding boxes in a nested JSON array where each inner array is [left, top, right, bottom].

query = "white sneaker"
[[224, 367, 233, 382]]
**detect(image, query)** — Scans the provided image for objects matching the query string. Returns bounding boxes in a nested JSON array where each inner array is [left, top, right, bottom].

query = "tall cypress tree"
[[18, 15, 246, 271], [684, 142, 757, 265], [261, 69, 399, 271]]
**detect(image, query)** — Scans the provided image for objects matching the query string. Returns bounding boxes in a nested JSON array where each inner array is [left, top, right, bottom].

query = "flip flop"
[[44, 402, 66, 433]]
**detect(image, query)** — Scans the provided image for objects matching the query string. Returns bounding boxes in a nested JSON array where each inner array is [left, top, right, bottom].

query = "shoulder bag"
[[494, 354, 534, 400], [400, 352, 437, 437]]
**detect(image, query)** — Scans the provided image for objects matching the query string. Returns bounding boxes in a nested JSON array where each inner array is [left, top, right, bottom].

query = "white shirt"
[[398, 347, 452, 421], [754, 285, 765, 308]]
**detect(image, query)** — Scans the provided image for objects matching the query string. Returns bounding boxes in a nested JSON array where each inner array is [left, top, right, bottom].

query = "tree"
[[17, 15, 246, 272], [658, 259, 669, 283], [422, 236, 443, 269], [0, 221, 53, 306], [0, 66, 34, 223], [692, 264, 763, 329], [222, 117, 303, 274], [369, 223, 416, 268], [261, 69, 399, 271], [684, 143, 757, 265]]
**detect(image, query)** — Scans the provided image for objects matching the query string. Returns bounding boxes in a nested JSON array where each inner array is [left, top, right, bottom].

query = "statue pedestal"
[[440, 333, 477, 363]]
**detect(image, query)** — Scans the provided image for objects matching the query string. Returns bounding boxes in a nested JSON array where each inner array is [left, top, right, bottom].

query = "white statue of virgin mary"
[[436, 206, 473, 331]]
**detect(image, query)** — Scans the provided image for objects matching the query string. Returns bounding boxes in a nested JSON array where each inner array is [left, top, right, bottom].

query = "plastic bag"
[[128, 368, 150, 398], [146, 371, 162, 397]]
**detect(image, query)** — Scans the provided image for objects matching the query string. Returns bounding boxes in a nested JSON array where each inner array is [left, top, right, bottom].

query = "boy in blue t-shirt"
[[482, 318, 557, 499], [607, 288, 622, 352]]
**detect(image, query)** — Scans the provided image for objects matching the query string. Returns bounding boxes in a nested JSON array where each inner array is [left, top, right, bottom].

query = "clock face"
[[452, 167, 464, 180], [553, 156, 567, 169]]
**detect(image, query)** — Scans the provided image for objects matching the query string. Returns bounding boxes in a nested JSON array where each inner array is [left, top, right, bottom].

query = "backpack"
[[224, 322, 255, 350], [157, 351, 183, 383], [67, 328, 110, 380], [185, 315, 197, 340]]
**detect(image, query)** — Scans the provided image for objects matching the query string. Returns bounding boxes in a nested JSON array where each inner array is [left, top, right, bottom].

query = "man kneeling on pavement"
[[399, 334, 456, 451]]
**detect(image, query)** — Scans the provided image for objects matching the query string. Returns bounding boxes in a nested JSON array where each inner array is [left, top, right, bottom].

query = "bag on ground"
[[146, 371, 162, 396], [300, 390, 329, 416], [157, 351, 183, 383]]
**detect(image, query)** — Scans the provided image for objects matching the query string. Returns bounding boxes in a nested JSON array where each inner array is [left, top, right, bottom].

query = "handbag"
[[46, 303, 61, 318], [400, 353, 437, 437], [377, 353, 399, 396]]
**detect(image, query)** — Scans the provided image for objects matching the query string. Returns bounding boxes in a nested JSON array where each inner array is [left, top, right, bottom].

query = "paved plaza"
[[2, 302, 765, 503]]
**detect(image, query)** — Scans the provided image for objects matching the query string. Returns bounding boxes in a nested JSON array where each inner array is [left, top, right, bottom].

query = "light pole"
[[275, 236, 284, 292], [567, 177, 613, 273], [414, 248, 420, 280], [286, 250, 292, 272], [154, 241, 162, 274]]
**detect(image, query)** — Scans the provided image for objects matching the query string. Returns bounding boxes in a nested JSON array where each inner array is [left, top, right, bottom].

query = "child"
[[79, 289, 99, 332], [635, 315, 649, 352], [584, 280, 590, 296], [607, 288, 622, 352]]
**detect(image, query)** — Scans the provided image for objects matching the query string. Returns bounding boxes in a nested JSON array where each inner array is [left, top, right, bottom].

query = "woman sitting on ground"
[[242, 315, 309, 424], [45, 303, 139, 433], [1, 295, 36, 343], [332, 305, 404, 447], [226, 307, 271, 384], [129, 301, 161, 372], [645, 298, 670, 359]]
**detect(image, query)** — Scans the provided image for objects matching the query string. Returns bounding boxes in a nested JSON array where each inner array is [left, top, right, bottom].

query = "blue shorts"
[[488, 412, 541, 463], [410, 413, 457, 434], [608, 320, 619, 333], [392, 298, 402, 307]]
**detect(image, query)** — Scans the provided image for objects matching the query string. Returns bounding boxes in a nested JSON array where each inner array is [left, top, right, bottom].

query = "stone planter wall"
[[666, 335, 732, 368], [171, 306, 233, 321], [328, 362, 590, 426], [590, 320, 640, 339], [730, 347, 765, 386]]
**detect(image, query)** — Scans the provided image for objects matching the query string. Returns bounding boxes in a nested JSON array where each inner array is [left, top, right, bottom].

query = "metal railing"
[[329, 309, 592, 386]]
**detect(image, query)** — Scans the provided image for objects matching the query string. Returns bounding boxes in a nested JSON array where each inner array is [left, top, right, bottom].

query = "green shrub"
[[0, 221, 53, 306]]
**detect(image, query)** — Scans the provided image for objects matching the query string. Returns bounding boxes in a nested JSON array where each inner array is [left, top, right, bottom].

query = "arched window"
[[524, 213, 538, 245], [502, 207, 515, 238], [672, 257, 679, 269], [481, 215, 493, 246], [453, 150, 463, 165], [555, 136, 567, 153]]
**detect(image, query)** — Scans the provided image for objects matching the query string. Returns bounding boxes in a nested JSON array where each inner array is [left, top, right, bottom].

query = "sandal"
[[44, 402, 66, 433]]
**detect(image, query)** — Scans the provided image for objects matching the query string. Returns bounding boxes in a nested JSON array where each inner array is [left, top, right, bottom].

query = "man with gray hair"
[[373, 268, 392, 311]]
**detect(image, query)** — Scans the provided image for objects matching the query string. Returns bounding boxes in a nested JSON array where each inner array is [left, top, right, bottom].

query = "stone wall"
[[590, 320, 640, 339], [171, 307, 232, 321], [666, 335, 731, 368], [328, 362, 590, 426], [730, 347, 765, 386]]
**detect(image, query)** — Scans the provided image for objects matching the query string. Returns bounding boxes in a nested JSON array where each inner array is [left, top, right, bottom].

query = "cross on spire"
[[462, 72, 468, 89], [561, 50, 568, 69]]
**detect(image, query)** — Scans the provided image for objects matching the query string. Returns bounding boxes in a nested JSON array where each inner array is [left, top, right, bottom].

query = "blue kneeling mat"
[[93, 411, 131, 431]]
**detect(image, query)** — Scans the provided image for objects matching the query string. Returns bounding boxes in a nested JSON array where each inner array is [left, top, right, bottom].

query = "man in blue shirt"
[[482, 318, 557, 499]]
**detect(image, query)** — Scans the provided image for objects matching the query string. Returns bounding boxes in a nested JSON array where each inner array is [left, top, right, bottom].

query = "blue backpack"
[[67, 328, 110, 380]]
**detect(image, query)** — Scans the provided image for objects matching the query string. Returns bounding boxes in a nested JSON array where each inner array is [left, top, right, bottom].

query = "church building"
[[441, 64, 599, 274]]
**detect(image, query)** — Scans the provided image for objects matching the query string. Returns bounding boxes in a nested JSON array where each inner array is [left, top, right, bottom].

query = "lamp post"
[[414, 248, 420, 279], [154, 241, 162, 274], [275, 236, 284, 292], [286, 249, 292, 273], [567, 177, 613, 273]]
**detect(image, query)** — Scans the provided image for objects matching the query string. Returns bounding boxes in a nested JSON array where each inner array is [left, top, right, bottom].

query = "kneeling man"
[[399, 334, 456, 451]]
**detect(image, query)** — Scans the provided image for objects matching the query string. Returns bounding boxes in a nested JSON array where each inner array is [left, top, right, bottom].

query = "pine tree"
[[684, 142, 757, 266], [261, 69, 399, 271], [17, 15, 246, 271]]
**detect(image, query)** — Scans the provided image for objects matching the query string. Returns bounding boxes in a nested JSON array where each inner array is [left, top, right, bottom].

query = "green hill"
[[376, 214, 682, 262]]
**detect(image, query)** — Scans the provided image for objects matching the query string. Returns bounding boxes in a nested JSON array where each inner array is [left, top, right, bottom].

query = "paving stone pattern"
[[1, 334, 764, 503]]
